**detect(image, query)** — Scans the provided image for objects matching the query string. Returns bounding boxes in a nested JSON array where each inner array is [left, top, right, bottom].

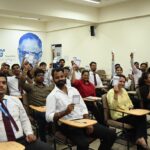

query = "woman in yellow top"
[[107, 74, 149, 150]]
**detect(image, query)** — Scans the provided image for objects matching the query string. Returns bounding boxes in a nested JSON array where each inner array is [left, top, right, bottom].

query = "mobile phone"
[[72, 95, 80, 104]]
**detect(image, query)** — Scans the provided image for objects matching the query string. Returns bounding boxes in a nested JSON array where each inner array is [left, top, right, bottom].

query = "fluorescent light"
[[19, 16, 40, 20], [83, 0, 100, 4]]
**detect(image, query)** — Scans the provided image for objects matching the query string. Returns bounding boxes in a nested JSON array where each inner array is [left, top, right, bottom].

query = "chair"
[[101, 94, 133, 150]]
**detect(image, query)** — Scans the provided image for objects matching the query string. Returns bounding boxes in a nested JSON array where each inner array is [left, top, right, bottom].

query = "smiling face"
[[118, 77, 126, 88], [81, 71, 89, 82]]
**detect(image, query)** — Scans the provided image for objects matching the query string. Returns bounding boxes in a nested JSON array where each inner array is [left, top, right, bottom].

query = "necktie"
[[93, 73, 97, 86], [0, 101, 19, 141], [16, 76, 23, 95]]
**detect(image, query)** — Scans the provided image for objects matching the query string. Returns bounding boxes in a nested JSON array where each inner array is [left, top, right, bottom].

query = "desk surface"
[[59, 119, 97, 128], [83, 96, 101, 102], [29, 105, 46, 112], [0, 141, 25, 150], [117, 109, 150, 116], [127, 91, 136, 95]]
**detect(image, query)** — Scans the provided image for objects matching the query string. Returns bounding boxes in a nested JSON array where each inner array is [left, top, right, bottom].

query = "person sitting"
[[46, 68, 116, 150], [107, 74, 149, 150], [20, 65, 54, 142], [0, 72, 53, 150], [71, 68, 104, 124]]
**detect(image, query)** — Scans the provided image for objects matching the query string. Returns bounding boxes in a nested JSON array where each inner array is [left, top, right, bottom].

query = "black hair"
[[134, 62, 139, 65], [34, 68, 45, 77], [115, 66, 123, 71], [115, 64, 120, 68], [81, 70, 89, 75], [3, 63, 10, 68], [51, 68, 64, 78], [89, 61, 96, 66], [39, 62, 47, 66], [11, 64, 20, 70], [59, 59, 65, 63]]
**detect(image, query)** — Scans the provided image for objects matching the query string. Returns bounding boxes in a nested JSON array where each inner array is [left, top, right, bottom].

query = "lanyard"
[[0, 99, 8, 117]]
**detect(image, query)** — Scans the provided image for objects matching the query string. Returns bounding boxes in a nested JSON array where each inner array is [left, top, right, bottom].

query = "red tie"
[[93, 73, 97, 86], [0, 101, 19, 141]]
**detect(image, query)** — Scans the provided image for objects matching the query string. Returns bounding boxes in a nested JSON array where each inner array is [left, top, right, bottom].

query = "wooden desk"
[[29, 105, 46, 112], [83, 96, 101, 102], [117, 109, 150, 116], [59, 119, 97, 128], [0, 141, 25, 150]]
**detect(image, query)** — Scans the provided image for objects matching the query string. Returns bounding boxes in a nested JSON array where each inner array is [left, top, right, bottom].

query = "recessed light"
[[83, 0, 100, 4]]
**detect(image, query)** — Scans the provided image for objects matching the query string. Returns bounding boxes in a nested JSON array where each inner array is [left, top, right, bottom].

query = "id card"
[[72, 95, 80, 104]]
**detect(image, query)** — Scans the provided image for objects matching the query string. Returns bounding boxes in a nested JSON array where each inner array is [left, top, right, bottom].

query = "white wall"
[[46, 16, 150, 76]]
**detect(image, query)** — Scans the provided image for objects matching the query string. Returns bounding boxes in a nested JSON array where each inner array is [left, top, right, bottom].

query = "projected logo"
[[18, 33, 42, 66], [0, 49, 5, 57]]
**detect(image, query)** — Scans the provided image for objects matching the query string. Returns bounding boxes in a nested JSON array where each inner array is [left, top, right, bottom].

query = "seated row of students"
[[0, 51, 149, 150]]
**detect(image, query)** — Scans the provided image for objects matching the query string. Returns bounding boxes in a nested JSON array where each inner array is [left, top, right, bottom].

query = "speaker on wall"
[[90, 26, 95, 36]]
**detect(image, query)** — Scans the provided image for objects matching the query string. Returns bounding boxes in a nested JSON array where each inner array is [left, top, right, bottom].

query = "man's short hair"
[[51, 68, 64, 78], [34, 68, 45, 77], [4, 63, 10, 68], [11, 64, 20, 70], [39, 62, 47, 66], [81, 70, 89, 75], [89, 61, 96, 66], [59, 59, 65, 63], [134, 62, 139, 65]]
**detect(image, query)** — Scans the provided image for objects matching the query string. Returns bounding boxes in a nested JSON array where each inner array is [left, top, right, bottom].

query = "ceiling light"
[[19, 16, 40, 20], [83, 0, 101, 4]]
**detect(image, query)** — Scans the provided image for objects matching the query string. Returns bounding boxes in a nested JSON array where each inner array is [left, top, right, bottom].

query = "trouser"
[[117, 115, 147, 141], [86, 101, 105, 125], [16, 136, 53, 150], [59, 123, 116, 150], [34, 111, 51, 142]]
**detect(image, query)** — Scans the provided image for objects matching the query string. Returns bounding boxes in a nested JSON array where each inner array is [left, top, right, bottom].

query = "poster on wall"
[[18, 33, 42, 66]]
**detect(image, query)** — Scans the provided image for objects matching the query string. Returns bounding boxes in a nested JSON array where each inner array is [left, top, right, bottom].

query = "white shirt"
[[46, 85, 88, 122], [89, 71, 103, 88], [0, 95, 33, 141], [130, 59, 142, 87], [7, 76, 21, 96], [66, 78, 71, 87]]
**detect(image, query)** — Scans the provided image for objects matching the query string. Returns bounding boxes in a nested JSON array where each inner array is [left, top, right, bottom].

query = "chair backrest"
[[101, 94, 111, 124], [96, 69, 107, 80]]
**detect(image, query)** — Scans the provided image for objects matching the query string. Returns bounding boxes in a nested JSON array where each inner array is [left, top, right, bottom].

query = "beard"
[[55, 79, 66, 88]]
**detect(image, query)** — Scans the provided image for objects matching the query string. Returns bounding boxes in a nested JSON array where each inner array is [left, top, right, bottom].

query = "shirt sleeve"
[[17, 98, 33, 136], [46, 93, 56, 122]]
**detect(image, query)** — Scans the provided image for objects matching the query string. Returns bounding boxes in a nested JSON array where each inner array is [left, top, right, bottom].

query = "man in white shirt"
[[46, 68, 116, 150], [0, 72, 53, 150], [89, 62, 106, 97], [7, 64, 22, 97], [130, 53, 142, 88]]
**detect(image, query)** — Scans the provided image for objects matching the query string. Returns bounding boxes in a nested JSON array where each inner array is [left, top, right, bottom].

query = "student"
[[107, 74, 149, 150], [46, 68, 116, 150], [0, 72, 53, 150], [20, 66, 54, 142]]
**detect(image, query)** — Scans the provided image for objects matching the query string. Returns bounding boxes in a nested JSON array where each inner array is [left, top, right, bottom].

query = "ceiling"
[[0, 0, 129, 23]]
